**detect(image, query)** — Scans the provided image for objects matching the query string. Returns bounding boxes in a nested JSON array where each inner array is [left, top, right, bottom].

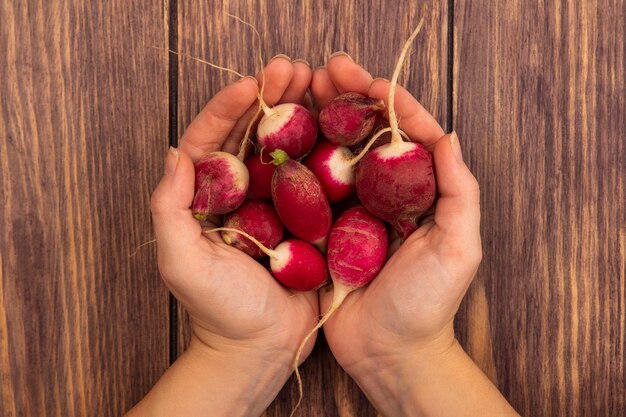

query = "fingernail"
[[450, 131, 463, 163], [372, 77, 390, 83], [165, 146, 179, 175], [269, 53, 291, 62], [292, 58, 311, 67], [328, 51, 353, 62]]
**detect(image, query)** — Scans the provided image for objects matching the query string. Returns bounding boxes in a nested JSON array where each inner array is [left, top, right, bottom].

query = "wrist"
[[188, 335, 293, 415], [345, 328, 460, 417], [128, 335, 294, 417]]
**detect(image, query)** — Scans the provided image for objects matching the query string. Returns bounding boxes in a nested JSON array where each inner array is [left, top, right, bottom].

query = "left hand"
[[150, 56, 319, 373]]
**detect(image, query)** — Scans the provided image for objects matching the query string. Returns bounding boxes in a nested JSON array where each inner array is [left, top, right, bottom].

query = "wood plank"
[[177, 1, 448, 415], [454, 1, 625, 416], [0, 1, 170, 415]]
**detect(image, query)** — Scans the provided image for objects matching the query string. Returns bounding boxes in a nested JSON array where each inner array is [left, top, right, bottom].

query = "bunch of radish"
[[194, 15, 434, 416]]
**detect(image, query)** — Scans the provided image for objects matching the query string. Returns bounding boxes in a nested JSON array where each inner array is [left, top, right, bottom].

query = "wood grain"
[[176, 1, 448, 415], [0, 1, 170, 415], [454, 1, 626, 416]]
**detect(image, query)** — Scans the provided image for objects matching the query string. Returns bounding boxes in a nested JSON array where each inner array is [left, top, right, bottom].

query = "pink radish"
[[256, 103, 318, 159], [204, 227, 327, 292], [270, 150, 332, 247], [302, 139, 356, 203], [244, 153, 276, 201], [290, 205, 388, 416], [270, 239, 329, 291], [192, 152, 249, 219], [222, 200, 284, 259], [319, 92, 385, 146], [356, 142, 435, 238], [355, 16, 436, 239], [302, 130, 397, 204]]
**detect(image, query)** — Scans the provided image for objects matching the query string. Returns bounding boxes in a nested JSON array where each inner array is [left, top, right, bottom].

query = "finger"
[[311, 67, 339, 109], [150, 148, 210, 278], [221, 56, 295, 154], [430, 132, 482, 263], [278, 59, 312, 105], [367, 78, 444, 151], [326, 53, 373, 95], [257, 55, 294, 106], [180, 77, 259, 162]]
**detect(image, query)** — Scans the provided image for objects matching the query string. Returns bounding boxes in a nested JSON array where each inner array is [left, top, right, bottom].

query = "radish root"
[[128, 239, 157, 258], [227, 13, 276, 161], [388, 8, 427, 145], [202, 227, 278, 260], [290, 283, 353, 417]]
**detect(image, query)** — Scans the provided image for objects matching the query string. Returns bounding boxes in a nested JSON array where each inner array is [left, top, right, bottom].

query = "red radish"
[[271, 150, 332, 247], [356, 142, 435, 237], [319, 92, 385, 146], [270, 240, 329, 291], [302, 139, 356, 203], [256, 103, 318, 159], [302, 129, 399, 204], [222, 200, 284, 259], [290, 206, 388, 416], [244, 153, 276, 201], [204, 227, 327, 292], [355, 16, 436, 239], [192, 151, 249, 219]]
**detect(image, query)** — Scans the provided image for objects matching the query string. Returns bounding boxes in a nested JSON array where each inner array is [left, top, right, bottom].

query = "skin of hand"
[[314, 53, 476, 370], [129, 57, 320, 417], [312, 54, 519, 416]]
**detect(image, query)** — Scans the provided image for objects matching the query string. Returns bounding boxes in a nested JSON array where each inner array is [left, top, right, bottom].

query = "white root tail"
[[290, 283, 353, 417], [202, 227, 278, 260], [388, 8, 427, 144]]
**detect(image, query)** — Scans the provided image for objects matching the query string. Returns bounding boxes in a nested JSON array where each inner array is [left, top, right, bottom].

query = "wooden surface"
[[0, 0, 624, 416], [453, 1, 626, 416], [0, 1, 170, 416]]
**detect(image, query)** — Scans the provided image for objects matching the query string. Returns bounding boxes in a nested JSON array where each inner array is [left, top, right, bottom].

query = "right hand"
[[312, 53, 482, 381]]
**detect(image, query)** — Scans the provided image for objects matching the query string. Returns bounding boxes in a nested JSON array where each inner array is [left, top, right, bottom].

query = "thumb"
[[431, 132, 482, 258], [150, 147, 205, 278]]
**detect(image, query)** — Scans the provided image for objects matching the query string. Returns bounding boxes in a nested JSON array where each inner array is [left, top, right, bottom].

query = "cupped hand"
[[150, 57, 319, 365], [312, 55, 482, 376]]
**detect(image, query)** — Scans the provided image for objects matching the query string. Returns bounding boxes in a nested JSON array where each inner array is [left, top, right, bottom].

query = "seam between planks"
[[167, 0, 179, 366]]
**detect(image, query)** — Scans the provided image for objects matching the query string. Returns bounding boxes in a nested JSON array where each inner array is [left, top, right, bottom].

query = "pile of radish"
[[195, 15, 433, 416]]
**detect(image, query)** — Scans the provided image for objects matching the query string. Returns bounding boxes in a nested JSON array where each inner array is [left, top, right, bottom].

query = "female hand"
[[129, 56, 320, 417], [311, 54, 517, 417]]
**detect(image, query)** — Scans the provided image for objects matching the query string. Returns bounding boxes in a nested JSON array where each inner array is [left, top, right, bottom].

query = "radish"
[[302, 139, 356, 203], [270, 150, 332, 247], [244, 153, 276, 201], [319, 92, 385, 146], [222, 200, 284, 259], [203, 227, 328, 292], [355, 16, 436, 239], [256, 103, 318, 159], [192, 152, 249, 219], [290, 206, 388, 416], [302, 130, 397, 204]]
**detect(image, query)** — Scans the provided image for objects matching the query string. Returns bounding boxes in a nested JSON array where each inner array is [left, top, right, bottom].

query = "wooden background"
[[1, 0, 624, 416]]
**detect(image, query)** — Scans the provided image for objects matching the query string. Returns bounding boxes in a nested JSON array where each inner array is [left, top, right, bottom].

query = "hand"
[[134, 56, 320, 417], [311, 55, 517, 417], [313, 52, 474, 370]]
